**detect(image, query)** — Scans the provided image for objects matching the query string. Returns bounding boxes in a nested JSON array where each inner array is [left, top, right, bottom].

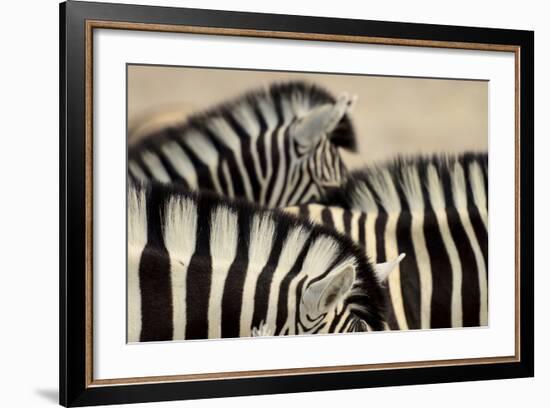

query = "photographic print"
[[126, 66, 488, 342], [60, 2, 533, 405]]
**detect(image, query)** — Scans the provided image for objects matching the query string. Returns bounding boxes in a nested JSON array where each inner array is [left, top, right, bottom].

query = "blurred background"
[[128, 65, 488, 168]]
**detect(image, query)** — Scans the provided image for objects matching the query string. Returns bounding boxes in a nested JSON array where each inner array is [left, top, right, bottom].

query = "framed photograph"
[[60, 1, 534, 406]]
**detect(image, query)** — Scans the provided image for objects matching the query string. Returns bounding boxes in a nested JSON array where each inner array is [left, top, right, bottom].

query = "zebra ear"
[[302, 264, 356, 316], [292, 93, 357, 148], [374, 253, 406, 283]]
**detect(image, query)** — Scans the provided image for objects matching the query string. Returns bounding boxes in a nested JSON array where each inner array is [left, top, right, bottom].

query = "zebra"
[[128, 81, 357, 208], [284, 153, 488, 331], [127, 180, 404, 342]]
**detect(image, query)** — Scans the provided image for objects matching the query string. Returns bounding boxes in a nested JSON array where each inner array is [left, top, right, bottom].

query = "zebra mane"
[[331, 152, 488, 214], [131, 80, 357, 151], [129, 179, 386, 329]]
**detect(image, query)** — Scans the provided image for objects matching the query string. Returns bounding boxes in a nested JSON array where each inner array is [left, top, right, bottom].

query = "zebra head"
[[286, 89, 357, 204], [127, 81, 357, 208], [283, 241, 403, 336]]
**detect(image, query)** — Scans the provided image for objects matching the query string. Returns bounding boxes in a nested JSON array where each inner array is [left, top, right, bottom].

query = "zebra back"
[[286, 153, 489, 331]]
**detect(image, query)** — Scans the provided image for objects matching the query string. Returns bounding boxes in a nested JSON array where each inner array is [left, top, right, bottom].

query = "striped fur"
[[285, 153, 488, 331], [127, 181, 386, 342], [128, 82, 356, 207]]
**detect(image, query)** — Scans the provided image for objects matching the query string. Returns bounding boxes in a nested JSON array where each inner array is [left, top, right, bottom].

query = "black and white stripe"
[[285, 153, 488, 331], [128, 82, 356, 207], [128, 181, 387, 342]]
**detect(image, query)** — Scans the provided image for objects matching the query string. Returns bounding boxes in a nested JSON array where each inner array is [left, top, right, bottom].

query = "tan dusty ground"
[[127, 65, 488, 168]]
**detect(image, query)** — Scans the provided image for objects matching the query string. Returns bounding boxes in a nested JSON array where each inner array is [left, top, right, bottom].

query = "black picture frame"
[[60, 1, 534, 406]]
